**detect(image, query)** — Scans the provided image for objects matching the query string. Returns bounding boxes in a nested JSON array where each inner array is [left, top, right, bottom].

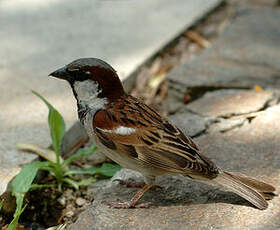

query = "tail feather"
[[259, 191, 276, 200], [213, 171, 276, 210], [227, 172, 275, 193]]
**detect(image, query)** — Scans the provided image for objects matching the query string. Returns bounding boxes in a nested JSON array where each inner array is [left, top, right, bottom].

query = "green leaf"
[[63, 177, 96, 190], [95, 163, 122, 177], [7, 204, 27, 230], [62, 145, 98, 167], [29, 184, 55, 191], [41, 162, 64, 184], [48, 109, 66, 158], [62, 178, 79, 190], [76, 177, 97, 187], [11, 161, 48, 215], [65, 163, 121, 177], [14, 195, 24, 220], [0, 200, 3, 210], [11, 161, 48, 194], [32, 91, 65, 163], [64, 168, 95, 176]]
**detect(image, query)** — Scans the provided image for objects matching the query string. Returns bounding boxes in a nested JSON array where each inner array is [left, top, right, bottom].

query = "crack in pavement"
[[191, 92, 280, 138]]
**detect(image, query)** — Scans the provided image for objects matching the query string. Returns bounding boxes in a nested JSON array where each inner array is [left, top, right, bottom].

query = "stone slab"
[[186, 89, 274, 117], [167, 6, 280, 89], [169, 111, 207, 137], [0, 0, 223, 195], [68, 105, 280, 230]]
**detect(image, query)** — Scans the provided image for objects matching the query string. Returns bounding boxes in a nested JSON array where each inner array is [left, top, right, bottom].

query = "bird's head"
[[49, 58, 125, 107]]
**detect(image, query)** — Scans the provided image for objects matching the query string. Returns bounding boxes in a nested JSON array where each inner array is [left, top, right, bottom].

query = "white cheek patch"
[[74, 80, 100, 102], [100, 126, 136, 135], [74, 80, 108, 111]]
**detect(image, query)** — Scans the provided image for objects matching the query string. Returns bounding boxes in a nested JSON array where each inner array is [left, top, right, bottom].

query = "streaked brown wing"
[[93, 95, 218, 178]]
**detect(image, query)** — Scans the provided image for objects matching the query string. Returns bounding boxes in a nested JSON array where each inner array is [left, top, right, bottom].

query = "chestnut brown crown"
[[49, 58, 125, 102]]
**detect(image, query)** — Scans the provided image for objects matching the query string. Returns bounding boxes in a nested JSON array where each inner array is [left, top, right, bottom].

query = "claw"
[[108, 201, 133, 209]]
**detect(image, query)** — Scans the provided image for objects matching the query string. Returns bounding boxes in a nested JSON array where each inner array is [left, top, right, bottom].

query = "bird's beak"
[[49, 66, 71, 81]]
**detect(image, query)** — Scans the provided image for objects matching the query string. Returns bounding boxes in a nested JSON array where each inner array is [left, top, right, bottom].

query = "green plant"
[[31, 91, 102, 190], [8, 91, 121, 229], [7, 204, 27, 230], [8, 161, 46, 230]]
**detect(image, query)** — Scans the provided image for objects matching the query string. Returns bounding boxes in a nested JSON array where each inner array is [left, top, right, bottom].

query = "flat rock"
[[167, 5, 280, 92], [208, 117, 247, 133], [186, 89, 274, 117], [67, 104, 280, 230], [0, 0, 222, 195], [169, 111, 207, 137], [196, 104, 280, 172]]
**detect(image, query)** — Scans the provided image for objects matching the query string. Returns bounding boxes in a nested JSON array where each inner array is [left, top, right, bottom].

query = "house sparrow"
[[49, 58, 275, 209]]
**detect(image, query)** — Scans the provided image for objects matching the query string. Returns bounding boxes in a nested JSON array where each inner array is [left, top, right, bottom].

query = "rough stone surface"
[[0, 0, 223, 195], [186, 89, 274, 117], [167, 5, 280, 97], [169, 111, 207, 137], [208, 117, 247, 133]]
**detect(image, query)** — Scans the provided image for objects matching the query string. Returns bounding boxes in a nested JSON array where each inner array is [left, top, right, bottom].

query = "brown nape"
[[84, 65, 126, 102]]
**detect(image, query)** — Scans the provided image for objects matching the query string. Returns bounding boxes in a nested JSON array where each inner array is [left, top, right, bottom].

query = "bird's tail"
[[213, 171, 276, 210]]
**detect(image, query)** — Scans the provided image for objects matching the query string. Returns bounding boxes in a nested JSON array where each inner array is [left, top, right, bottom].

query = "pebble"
[[66, 210, 74, 218], [76, 197, 86, 206], [58, 196, 66, 206]]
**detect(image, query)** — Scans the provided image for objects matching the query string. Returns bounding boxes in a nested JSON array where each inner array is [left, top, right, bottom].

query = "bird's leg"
[[108, 184, 154, 208]]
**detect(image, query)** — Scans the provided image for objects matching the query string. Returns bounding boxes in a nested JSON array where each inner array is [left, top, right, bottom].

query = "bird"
[[49, 58, 276, 209]]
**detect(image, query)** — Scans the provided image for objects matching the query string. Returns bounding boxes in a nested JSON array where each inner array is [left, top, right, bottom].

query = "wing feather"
[[93, 95, 219, 179]]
